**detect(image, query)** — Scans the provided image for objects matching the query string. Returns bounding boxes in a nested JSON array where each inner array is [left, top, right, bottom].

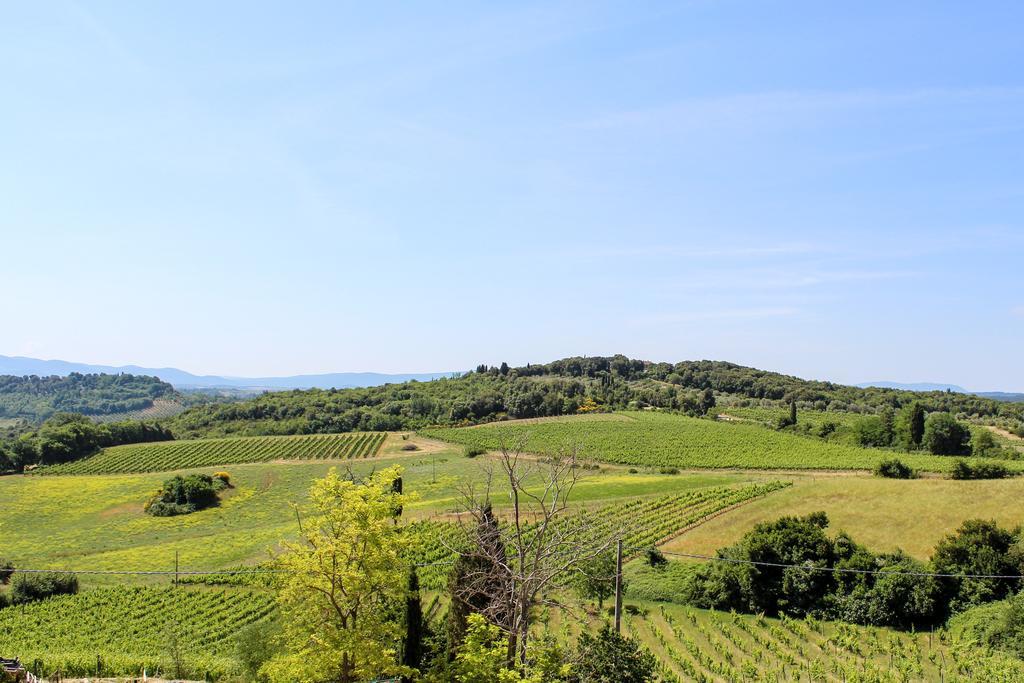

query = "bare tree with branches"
[[446, 435, 622, 668]]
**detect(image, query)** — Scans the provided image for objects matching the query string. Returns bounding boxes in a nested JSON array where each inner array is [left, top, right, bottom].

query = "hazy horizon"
[[4, 2, 1022, 387]]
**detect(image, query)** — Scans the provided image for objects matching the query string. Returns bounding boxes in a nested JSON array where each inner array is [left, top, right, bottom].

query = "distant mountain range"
[[0, 354, 458, 391], [857, 381, 1024, 403]]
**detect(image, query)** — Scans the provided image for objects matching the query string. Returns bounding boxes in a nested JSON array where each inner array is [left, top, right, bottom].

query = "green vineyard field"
[[423, 412, 1024, 473], [0, 586, 275, 678], [623, 603, 1024, 683], [39, 431, 387, 475], [407, 482, 789, 589]]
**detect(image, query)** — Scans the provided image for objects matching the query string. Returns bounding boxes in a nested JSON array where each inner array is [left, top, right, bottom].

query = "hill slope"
[[0, 372, 178, 422], [165, 355, 1024, 439]]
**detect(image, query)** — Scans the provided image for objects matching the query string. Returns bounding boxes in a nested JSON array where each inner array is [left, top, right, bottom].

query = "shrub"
[[627, 468, 638, 474], [9, 572, 79, 604], [213, 471, 231, 485], [145, 473, 225, 516], [874, 459, 916, 479], [400, 443, 419, 451], [0, 559, 13, 584], [951, 460, 1010, 480], [658, 467, 680, 475], [464, 446, 486, 458]]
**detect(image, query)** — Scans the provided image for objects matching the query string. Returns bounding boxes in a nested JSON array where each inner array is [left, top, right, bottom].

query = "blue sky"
[[2, 1, 1022, 388]]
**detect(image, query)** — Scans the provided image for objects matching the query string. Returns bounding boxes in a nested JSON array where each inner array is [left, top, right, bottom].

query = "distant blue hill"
[[0, 354, 457, 390], [857, 381, 968, 392], [857, 381, 1024, 403]]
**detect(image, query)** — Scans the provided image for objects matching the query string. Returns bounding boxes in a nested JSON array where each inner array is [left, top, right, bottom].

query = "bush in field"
[[932, 519, 1021, 614], [9, 572, 79, 604], [464, 445, 486, 458], [951, 460, 1010, 480], [145, 473, 226, 517], [874, 459, 916, 479], [572, 624, 657, 683]]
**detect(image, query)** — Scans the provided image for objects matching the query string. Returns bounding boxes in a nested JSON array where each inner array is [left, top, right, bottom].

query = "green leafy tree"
[[923, 413, 971, 455], [932, 519, 1020, 614], [572, 550, 618, 609], [897, 402, 926, 449], [262, 466, 412, 683], [570, 624, 656, 683]]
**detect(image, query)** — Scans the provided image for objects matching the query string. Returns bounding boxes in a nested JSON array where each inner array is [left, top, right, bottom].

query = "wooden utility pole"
[[174, 550, 179, 587], [614, 539, 623, 633]]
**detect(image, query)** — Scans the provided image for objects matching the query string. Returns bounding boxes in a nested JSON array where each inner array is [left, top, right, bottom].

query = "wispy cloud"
[[574, 242, 829, 261], [580, 86, 1024, 132], [632, 307, 799, 325]]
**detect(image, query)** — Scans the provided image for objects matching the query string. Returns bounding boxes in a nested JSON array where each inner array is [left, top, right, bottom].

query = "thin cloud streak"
[[632, 307, 799, 325], [581, 86, 1024, 131]]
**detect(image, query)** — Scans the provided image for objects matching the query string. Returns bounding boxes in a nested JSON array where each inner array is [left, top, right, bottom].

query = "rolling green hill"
[[164, 356, 1024, 440], [0, 372, 179, 422]]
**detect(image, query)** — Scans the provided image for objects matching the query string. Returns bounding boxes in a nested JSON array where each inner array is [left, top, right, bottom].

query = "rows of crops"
[[423, 412, 1024, 473], [717, 406, 866, 430], [624, 603, 1024, 682], [0, 586, 275, 679], [40, 431, 387, 474], [91, 398, 187, 424], [406, 482, 789, 589]]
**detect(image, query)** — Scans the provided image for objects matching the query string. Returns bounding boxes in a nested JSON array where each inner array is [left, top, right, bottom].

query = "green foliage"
[[145, 473, 225, 516], [8, 412, 173, 469], [0, 586, 275, 678], [0, 372, 175, 422], [426, 412, 1023, 473], [949, 592, 1024, 660], [571, 624, 657, 683], [624, 560, 697, 603], [234, 619, 281, 682], [854, 415, 894, 448], [465, 445, 487, 458], [874, 458, 916, 479], [924, 412, 972, 455], [684, 513, 954, 628], [40, 431, 385, 474], [0, 559, 13, 584], [8, 572, 78, 605], [572, 550, 618, 609], [262, 466, 411, 683], [450, 614, 525, 683], [163, 356, 1024, 439], [951, 459, 1010, 480], [931, 519, 1021, 614]]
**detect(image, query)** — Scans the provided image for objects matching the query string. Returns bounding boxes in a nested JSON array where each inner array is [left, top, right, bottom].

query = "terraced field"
[[39, 431, 387, 474], [423, 412, 1024, 473], [0, 586, 275, 678]]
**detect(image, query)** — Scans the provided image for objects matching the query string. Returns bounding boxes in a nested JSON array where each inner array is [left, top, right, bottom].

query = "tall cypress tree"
[[446, 503, 510, 656], [789, 400, 797, 426], [402, 566, 423, 672], [909, 403, 925, 447]]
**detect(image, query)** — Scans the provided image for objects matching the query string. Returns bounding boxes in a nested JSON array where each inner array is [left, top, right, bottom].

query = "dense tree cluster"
[[682, 514, 1024, 628], [0, 412, 173, 471], [166, 355, 1024, 439], [0, 372, 174, 421]]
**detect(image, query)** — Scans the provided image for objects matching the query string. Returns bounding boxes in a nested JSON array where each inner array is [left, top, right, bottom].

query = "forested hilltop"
[[167, 356, 1024, 438], [0, 372, 177, 422]]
